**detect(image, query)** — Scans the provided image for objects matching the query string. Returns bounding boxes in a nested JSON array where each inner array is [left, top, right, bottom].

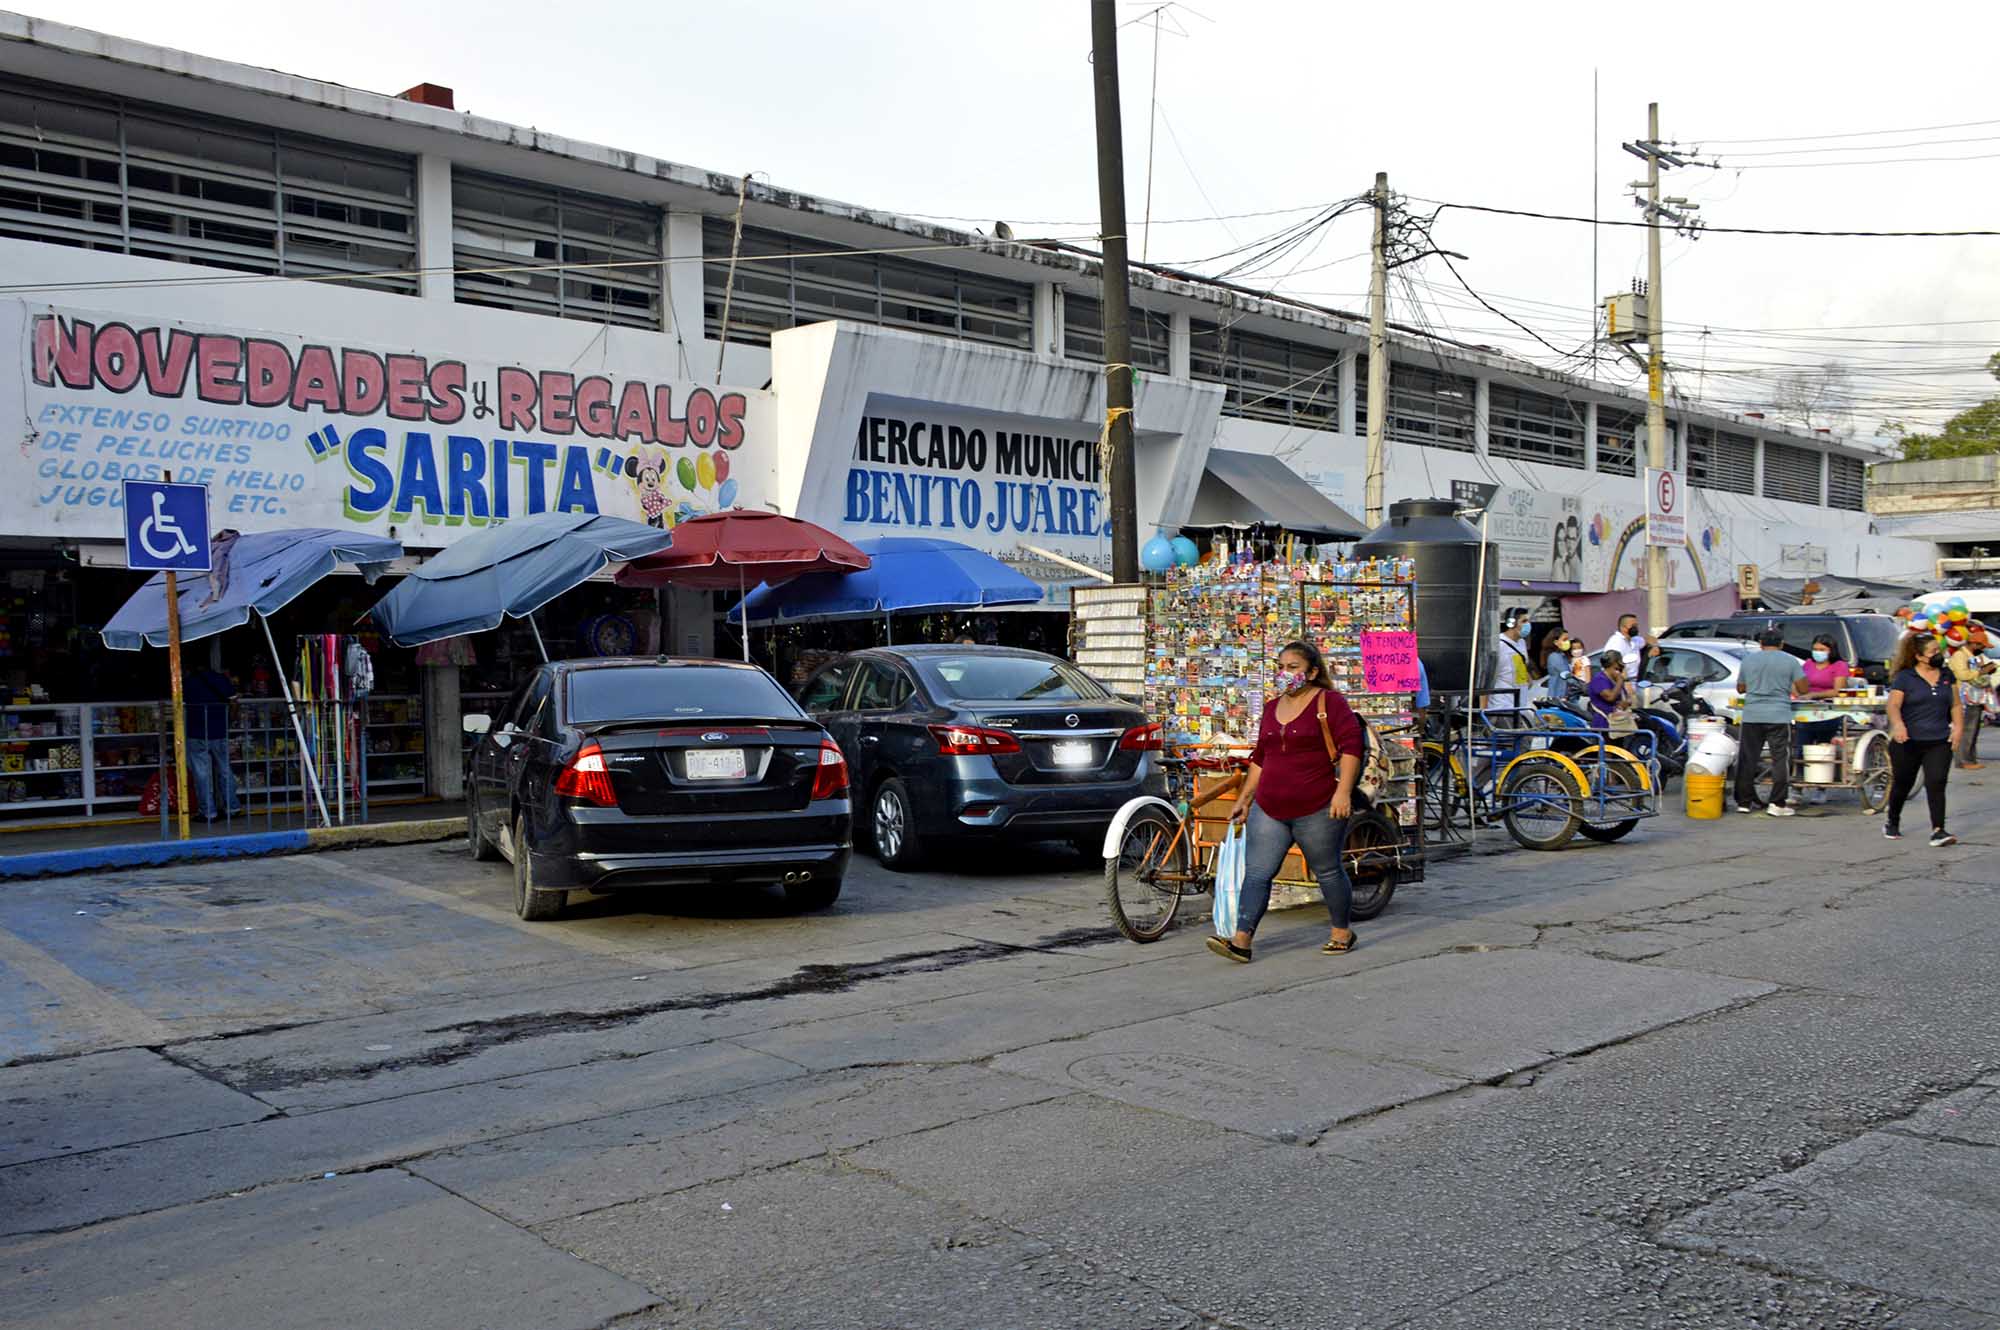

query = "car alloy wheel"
[[874, 785, 906, 861]]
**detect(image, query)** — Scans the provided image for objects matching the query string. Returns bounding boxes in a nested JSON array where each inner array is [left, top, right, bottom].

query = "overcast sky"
[[42, 0, 2000, 432]]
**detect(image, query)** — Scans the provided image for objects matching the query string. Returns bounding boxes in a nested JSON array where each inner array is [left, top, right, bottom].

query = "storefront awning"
[[1186, 450, 1367, 540]]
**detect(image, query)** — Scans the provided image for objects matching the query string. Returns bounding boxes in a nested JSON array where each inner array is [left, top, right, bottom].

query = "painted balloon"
[[677, 457, 697, 491], [697, 452, 716, 490], [718, 478, 739, 508], [713, 451, 730, 486]]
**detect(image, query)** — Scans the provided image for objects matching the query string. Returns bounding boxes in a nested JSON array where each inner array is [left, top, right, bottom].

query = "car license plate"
[[1051, 741, 1093, 767], [686, 748, 747, 780]]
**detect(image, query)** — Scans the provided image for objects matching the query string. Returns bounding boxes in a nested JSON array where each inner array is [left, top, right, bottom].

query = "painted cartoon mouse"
[[631, 452, 668, 529]]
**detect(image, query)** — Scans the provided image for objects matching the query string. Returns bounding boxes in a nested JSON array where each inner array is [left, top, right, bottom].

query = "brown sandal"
[[1321, 931, 1358, 954]]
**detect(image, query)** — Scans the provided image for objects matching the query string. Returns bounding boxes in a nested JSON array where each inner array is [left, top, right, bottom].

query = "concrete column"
[[1169, 309, 1191, 381], [1583, 399, 1600, 472], [1339, 350, 1358, 438], [1473, 376, 1491, 459], [416, 155, 454, 303], [1819, 448, 1831, 507], [668, 586, 716, 657], [1752, 436, 1766, 498], [1034, 282, 1062, 357], [664, 211, 710, 381], [421, 664, 463, 799]]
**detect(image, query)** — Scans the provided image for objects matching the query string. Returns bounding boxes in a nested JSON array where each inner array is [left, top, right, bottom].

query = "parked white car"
[[1641, 637, 1759, 716]]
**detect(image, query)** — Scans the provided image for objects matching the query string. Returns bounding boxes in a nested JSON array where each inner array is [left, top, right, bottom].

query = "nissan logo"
[[1065, 714, 1079, 728], [701, 731, 729, 742]]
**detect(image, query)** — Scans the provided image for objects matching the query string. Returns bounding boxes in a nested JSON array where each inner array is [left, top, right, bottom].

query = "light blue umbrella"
[[101, 527, 403, 828], [102, 528, 403, 651], [367, 511, 672, 658], [730, 536, 1043, 640]]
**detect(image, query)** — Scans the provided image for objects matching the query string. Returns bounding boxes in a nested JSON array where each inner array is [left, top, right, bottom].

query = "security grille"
[[1596, 409, 1641, 476], [1384, 362, 1475, 453], [1191, 322, 1338, 427], [455, 173, 660, 328], [1762, 440, 1823, 505], [0, 75, 417, 293], [1686, 426, 1755, 494], [705, 221, 1031, 349], [1488, 384, 1585, 469], [1827, 455, 1865, 511], [1063, 293, 1171, 372]]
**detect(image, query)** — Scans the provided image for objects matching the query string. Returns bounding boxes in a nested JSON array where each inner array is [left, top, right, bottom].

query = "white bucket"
[[1694, 732, 1739, 770], [1687, 717, 1729, 746], [1687, 752, 1730, 777], [1802, 743, 1838, 784]]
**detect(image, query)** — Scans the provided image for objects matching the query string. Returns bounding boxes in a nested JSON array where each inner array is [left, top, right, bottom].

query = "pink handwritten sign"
[[1360, 630, 1421, 693]]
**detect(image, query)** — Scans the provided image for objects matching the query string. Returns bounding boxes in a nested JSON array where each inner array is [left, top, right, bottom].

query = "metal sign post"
[[122, 476, 212, 840]]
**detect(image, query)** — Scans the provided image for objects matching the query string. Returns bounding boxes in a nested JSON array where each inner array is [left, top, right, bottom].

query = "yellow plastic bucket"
[[1684, 771, 1726, 820]]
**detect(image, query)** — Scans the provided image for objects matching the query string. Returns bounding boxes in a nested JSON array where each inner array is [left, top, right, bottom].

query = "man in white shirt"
[[1603, 613, 1647, 677], [1494, 611, 1537, 700]]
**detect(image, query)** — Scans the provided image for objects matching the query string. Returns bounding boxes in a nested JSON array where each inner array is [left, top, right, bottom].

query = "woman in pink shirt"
[[1795, 633, 1851, 802], [1208, 640, 1364, 964]]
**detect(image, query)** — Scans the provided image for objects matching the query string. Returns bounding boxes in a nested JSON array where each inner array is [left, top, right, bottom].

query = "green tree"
[[1899, 351, 2000, 460]]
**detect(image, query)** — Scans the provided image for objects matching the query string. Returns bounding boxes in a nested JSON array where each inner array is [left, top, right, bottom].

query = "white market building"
[[0, 15, 1936, 817]]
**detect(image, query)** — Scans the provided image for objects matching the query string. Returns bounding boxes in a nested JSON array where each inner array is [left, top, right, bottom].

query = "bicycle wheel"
[[1419, 743, 1468, 840], [1104, 808, 1189, 942], [1578, 749, 1648, 843], [1856, 735, 1891, 811], [1500, 757, 1584, 851], [1344, 808, 1403, 921]]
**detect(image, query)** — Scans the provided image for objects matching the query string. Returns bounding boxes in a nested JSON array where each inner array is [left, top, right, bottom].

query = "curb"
[[0, 817, 461, 881]]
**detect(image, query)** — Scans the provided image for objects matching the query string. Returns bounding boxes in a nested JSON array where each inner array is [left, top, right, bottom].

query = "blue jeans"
[[1236, 802, 1352, 938], [187, 735, 237, 820]]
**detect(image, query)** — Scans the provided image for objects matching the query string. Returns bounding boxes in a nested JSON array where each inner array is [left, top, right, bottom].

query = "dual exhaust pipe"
[[782, 870, 815, 885]]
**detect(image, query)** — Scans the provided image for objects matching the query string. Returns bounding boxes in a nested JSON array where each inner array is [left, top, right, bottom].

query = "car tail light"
[[929, 724, 1022, 756], [810, 742, 849, 800], [1119, 722, 1163, 751], [553, 742, 618, 807]]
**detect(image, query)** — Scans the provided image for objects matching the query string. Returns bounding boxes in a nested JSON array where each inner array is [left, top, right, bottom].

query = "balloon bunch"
[[1896, 596, 1985, 650]]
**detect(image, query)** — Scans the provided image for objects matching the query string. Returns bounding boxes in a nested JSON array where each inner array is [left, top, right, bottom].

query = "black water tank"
[[1354, 498, 1498, 693]]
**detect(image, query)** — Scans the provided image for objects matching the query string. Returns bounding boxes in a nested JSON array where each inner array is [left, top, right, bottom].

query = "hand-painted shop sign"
[[16, 310, 771, 546], [840, 408, 1109, 548]]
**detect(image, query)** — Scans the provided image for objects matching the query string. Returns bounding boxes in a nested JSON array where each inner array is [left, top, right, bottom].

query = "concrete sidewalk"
[[0, 800, 463, 879]]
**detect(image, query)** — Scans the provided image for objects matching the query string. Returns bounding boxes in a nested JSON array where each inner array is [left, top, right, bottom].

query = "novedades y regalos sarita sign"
[[15, 308, 772, 545], [839, 402, 1111, 568]]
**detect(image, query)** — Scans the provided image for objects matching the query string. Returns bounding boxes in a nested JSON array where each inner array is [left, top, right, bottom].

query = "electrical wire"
[[1684, 117, 2000, 145], [1408, 198, 2000, 238]]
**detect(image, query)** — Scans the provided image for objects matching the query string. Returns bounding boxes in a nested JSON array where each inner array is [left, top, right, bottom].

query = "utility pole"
[[1090, 0, 1139, 584], [1365, 171, 1389, 528], [1643, 102, 1668, 644]]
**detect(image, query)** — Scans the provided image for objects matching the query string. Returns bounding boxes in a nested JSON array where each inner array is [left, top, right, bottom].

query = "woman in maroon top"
[[1207, 640, 1364, 964]]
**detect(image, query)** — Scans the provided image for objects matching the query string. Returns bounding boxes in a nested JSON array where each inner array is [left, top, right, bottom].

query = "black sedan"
[[796, 646, 1162, 870], [465, 657, 852, 920]]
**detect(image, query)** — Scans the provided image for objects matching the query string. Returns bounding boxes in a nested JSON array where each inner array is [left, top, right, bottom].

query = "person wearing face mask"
[[1494, 610, 1536, 702], [1945, 635, 1992, 770], [1794, 634, 1852, 804], [1884, 632, 1963, 846], [1603, 613, 1647, 678], [1209, 640, 1364, 964], [1734, 627, 1807, 816], [1543, 630, 1578, 701]]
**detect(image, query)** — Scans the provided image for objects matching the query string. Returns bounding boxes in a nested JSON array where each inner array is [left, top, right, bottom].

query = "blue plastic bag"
[[1212, 824, 1246, 938]]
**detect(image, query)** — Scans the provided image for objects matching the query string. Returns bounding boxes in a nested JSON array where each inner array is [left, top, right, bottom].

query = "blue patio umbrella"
[[730, 536, 1043, 639], [102, 528, 402, 651], [101, 527, 404, 828], [367, 512, 672, 658]]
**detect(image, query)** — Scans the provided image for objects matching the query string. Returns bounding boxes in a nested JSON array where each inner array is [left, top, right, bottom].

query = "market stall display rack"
[[230, 696, 425, 803], [1142, 559, 1425, 909]]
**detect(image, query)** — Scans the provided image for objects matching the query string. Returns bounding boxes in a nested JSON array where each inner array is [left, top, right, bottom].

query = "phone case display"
[[1300, 578, 1421, 829], [1145, 559, 1416, 748]]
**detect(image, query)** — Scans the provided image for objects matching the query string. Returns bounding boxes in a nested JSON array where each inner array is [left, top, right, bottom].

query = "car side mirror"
[[463, 713, 492, 735]]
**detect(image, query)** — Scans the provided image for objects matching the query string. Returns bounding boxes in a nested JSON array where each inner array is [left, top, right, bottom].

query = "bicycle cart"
[[1723, 694, 1892, 812], [1103, 742, 1423, 943], [1420, 704, 1661, 851]]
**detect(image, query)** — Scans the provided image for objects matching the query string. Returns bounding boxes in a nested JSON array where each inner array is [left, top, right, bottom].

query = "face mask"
[[1812, 649, 1830, 663], [1274, 668, 1306, 693]]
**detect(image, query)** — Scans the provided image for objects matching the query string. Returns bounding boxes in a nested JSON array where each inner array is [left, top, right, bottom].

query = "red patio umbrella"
[[614, 510, 870, 659]]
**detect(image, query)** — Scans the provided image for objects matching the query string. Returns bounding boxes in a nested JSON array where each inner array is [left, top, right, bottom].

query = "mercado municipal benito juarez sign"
[[12, 308, 774, 546]]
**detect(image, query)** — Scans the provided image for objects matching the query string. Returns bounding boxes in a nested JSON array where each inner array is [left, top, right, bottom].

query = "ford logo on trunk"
[[701, 731, 729, 742], [1065, 714, 1079, 728]]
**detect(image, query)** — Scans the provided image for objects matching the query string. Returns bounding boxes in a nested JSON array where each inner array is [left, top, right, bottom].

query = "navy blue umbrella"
[[730, 536, 1043, 637], [368, 512, 672, 657]]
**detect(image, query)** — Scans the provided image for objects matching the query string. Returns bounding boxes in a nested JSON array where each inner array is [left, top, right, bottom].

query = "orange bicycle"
[[1102, 748, 1411, 943]]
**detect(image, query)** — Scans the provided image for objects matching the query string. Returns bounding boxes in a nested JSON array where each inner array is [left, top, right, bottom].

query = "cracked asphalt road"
[[2, 775, 1997, 1329]]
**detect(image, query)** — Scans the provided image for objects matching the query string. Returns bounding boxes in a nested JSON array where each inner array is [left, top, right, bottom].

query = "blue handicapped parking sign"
[[122, 479, 213, 573]]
